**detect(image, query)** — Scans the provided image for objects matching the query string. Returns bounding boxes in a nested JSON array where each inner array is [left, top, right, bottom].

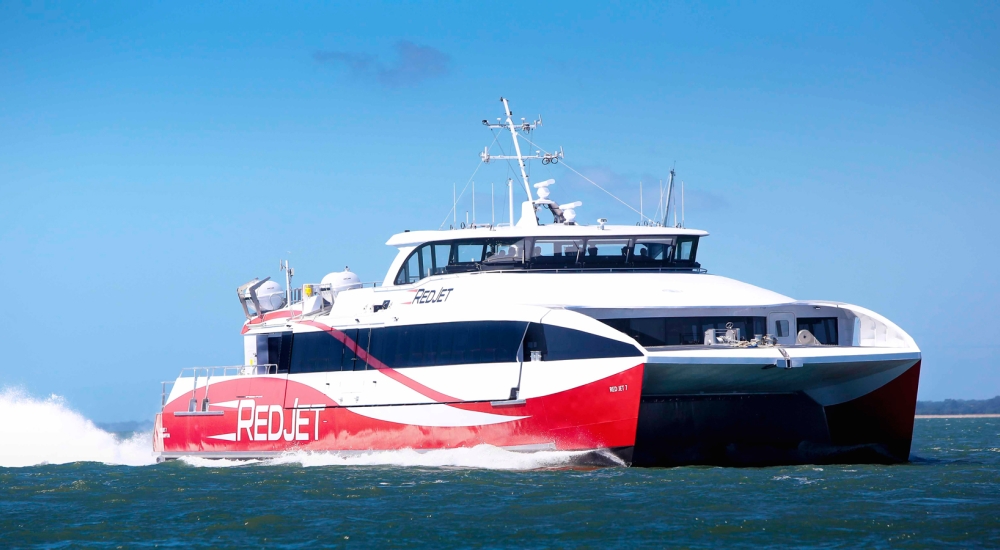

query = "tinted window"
[[453, 242, 486, 264], [674, 236, 698, 264], [633, 238, 673, 263], [289, 331, 345, 373], [524, 323, 642, 360], [289, 322, 528, 373], [375, 321, 527, 368], [602, 317, 767, 347], [257, 332, 293, 372], [798, 317, 838, 345], [482, 239, 527, 265], [419, 246, 433, 279], [395, 247, 422, 285], [341, 328, 368, 371], [431, 244, 451, 275], [395, 235, 701, 284], [530, 238, 585, 266]]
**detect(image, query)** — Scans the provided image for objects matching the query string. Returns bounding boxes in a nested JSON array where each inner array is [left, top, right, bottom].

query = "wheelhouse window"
[[394, 234, 701, 284], [482, 238, 526, 265], [394, 242, 453, 285], [633, 238, 673, 264], [674, 236, 698, 265], [530, 238, 585, 266], [577, 238, 630, 267]]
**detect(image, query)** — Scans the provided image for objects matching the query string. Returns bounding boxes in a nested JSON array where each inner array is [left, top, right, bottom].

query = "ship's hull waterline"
[[155, 357, 920, 467], [155, 362, 646, 466]]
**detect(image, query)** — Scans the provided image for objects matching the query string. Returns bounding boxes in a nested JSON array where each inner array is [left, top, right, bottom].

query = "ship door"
[[335, 328, 369, 406], [767, 312, 796, 346]]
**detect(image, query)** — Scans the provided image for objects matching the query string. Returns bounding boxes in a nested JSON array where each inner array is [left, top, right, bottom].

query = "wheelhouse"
[[393, 233, 702, 285]]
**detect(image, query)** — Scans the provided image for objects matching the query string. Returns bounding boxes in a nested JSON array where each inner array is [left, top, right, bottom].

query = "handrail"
[[162, 364, 279, 412], [176, 364, 278, 378], [285, 281, 380, 308]]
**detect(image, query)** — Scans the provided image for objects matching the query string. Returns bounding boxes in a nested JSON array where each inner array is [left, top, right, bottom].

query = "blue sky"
[[1, 1, 998, 421]]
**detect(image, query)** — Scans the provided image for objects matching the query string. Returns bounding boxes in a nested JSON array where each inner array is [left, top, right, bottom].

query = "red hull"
[[157, 363, 644, 458]]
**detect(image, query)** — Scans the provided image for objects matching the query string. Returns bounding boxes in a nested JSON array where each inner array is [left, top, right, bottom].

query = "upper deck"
[[386, 223, 708, 247], [382, 222, 709, 287]]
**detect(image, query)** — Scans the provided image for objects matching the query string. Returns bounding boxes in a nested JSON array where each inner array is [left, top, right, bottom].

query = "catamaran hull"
[[154, 363, 644, 464], [632, 359, 921, 466]]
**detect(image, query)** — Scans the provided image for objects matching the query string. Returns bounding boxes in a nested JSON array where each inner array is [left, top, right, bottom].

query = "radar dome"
[[321, 268, 362, 301]]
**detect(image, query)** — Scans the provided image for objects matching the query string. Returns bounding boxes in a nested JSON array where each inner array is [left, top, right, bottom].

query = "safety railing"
[[161, 364, 278, 411]]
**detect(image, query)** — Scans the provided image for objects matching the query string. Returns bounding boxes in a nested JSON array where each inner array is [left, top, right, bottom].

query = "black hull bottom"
[[631, 361, 921, 467]]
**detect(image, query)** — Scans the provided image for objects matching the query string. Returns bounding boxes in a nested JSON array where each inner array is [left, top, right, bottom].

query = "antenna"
[[508, 179, 514, 226], [472, 180, 476, 226], [681, 180, 685, 228], [280, 259, 294, 307], [639, 181, 643, 223], [480, 97, 562, 202], [662, 168, 676, 227], [491, 182, 495, 226], [453, 182, 457, 228], [657, 180, 664, 224]]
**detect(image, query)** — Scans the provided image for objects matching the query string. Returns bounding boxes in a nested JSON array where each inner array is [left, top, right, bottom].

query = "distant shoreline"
[[915, 396, 1000, 416], [915, 414, 1000, 419]]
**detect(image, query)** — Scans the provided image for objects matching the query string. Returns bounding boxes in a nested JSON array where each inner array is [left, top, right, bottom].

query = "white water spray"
[[181, 445, 624, 470], [0, 387, 156, 468]]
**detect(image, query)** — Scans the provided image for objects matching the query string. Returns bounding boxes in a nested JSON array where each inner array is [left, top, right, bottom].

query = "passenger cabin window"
[[394, 235, 701, 284], [289, 322, 529, 372]]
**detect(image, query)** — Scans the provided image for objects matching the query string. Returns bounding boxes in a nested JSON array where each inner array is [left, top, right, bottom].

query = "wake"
[[0, 387, 155, 468], [180, 445, 624, 470], [0, 387, 624, 470]]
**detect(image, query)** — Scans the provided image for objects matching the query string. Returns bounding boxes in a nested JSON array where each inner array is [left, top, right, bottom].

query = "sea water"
[[0, 388, 998, 548]]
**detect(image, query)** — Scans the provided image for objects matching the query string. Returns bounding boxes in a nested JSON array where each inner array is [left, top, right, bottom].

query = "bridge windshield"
[[394, 235, 700, 285]]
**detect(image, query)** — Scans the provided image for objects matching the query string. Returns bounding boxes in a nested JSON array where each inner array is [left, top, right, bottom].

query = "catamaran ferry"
[[153, 98, 921, 466]]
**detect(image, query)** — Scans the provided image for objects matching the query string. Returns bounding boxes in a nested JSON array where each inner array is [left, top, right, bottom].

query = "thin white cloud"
[[559, 164, 729, 215], [313, 41, 450, 88]]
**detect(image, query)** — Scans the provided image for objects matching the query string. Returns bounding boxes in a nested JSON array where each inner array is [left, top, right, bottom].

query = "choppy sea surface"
[[1, 389, 998, 548]]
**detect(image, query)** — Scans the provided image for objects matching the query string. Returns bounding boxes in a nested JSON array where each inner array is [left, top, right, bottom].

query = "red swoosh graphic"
[[296, 320, 458, 403], [241, 310, 301, 334]]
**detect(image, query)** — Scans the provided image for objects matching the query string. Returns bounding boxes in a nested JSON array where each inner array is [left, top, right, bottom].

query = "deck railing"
[[160, 364, 278, 410]]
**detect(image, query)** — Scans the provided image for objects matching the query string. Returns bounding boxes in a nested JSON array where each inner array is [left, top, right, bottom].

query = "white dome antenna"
[[533, 179, 555, 199], [559, 201, 583, 224]]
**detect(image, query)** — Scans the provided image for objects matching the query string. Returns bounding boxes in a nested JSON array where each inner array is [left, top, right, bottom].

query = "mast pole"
[[508, 179, 514, 226], [501, 97, 533, 201], [681, 181, 685, 228], [639, 181, 643, 223], [661, 168, 675, 226]]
